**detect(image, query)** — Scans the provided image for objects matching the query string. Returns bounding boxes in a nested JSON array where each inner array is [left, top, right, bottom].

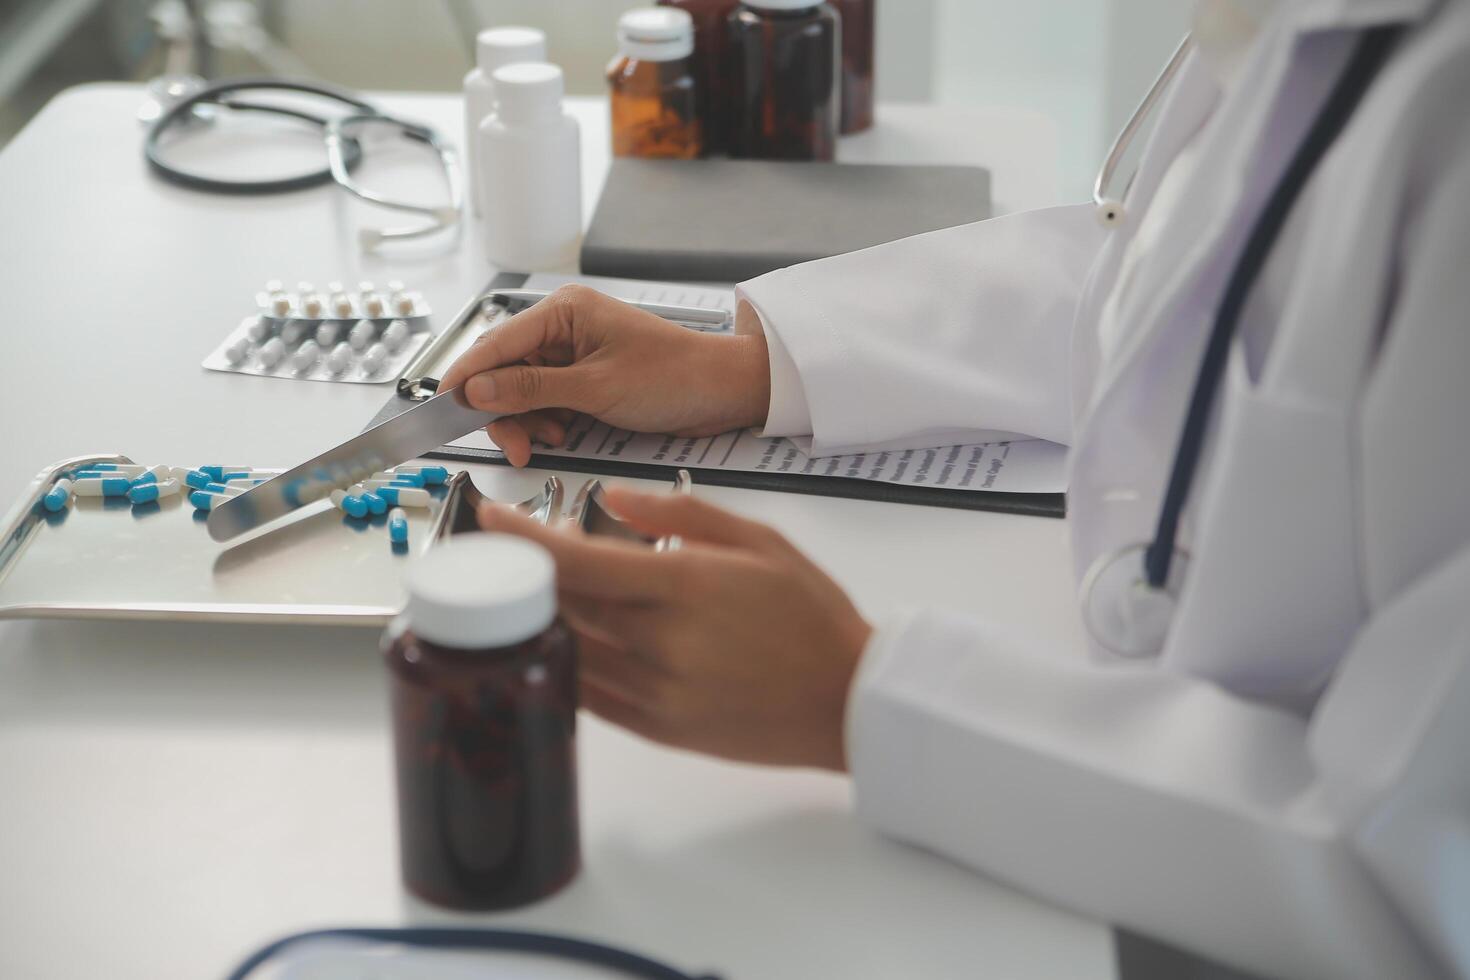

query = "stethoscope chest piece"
[[1081, 543, 1189, 659]]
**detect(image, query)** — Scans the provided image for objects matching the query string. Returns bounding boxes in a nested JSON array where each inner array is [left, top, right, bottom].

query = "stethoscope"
[[1079, 25, 1402, 658], [144, 78, 462, 250]]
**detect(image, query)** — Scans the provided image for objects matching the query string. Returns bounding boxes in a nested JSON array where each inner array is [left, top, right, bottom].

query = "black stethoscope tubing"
[[1141, 25, 1402, 590], [144, 77, 376, 195], [225, 926, 721, 980]]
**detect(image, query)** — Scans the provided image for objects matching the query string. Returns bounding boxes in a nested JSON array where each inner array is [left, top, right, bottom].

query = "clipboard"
[[371, 274, 1066, 519]]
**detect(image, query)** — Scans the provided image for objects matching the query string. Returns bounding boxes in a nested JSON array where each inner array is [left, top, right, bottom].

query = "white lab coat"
[[737, 1, 1470, 977]]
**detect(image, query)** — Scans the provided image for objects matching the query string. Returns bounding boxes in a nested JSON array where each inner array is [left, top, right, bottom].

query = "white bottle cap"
[[476, 26, 548, 75], [742, 0, 823, 10], [405, 534, 557, 649], [618, 8, 695, 62], [492, 62, 566, 126]]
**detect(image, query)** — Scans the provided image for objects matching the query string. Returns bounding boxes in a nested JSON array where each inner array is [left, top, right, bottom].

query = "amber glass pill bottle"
[[384, 533, 579, 911], [728, 0, 840, 161], [832, 0, 874, 133], [608, 7, 703, 159], [657, 0, 740, 154]]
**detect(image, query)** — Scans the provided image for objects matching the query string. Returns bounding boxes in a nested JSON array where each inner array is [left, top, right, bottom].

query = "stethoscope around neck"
[[1078, 25, 1402, 658]]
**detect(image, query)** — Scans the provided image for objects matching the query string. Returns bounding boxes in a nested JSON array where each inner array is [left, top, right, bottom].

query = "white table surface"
[[0, 84, 1110, 979]]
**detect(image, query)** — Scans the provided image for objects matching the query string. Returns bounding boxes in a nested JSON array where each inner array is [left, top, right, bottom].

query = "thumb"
[[463, 363, 593, 415], [602, 487, 783, 551]]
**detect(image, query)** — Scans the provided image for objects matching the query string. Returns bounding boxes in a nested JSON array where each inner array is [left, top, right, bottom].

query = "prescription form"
[[446, 274, 1068, 497]]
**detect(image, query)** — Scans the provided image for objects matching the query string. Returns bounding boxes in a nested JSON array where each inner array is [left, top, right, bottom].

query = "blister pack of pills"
[[202, 280, 434, 384]]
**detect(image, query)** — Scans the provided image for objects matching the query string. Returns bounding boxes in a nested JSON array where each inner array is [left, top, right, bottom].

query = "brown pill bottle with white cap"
[[384, 533, 579, 910]]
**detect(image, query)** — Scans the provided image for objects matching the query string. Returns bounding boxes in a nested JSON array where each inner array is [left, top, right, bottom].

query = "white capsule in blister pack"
[[382, 320, 410, 352], [301, 293, 325, 319], [224, 336, 252, 365], [315, 321, 341, 347], [348, 319, 376, 351], [244, 316, 270, 343], [280, 320, 309, 345], [292, 339, 321, 372], [331, 292, 354, 318], [326, 341, 353, 375], [362, 342, 388, 374], [258, 336, 287, 368]]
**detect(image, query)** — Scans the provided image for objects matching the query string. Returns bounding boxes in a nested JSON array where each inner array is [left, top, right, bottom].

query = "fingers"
[[485, 412, 569, 468], [580, 680, 670, 746], [602, 486, 787, 552], [439, 294, 566, 393], [476, 503, 682, 601], [461, 361, 595, 417]]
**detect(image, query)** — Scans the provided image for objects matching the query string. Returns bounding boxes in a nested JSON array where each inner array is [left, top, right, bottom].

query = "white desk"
[[0, 85, 1109, 979]]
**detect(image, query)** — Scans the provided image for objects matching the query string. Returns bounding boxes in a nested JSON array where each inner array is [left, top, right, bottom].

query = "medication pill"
[[189, 490, 221, 511], [74, 477, 132, 497], [340, 494, 369, 519], [78, 463, 135, 474], [130, 465, 173, 486], [43, 479, 73, 513], [258, 336, 287, 367], [326, 341, 353, 374], [292, 339, 321, 372], [331, 293, 354, 318], [388, 507, 409, 544], [361, 342, 388, 374], [315, 321, 341, 347], [302, 293, 325, 318], [348, 320, 376, 351], [374, 470, 425, 487], [394, 465, 449, 485], [184, 469, 214, 490], [270, 294, 293, 317], [224, 336, 252, 364], [374, 486, 431, 508], [392, 292, 416, 316], [382, 319, 410, 352], [244, 316, 271, 343], [224, 477, 268, 490], [280, 320, 309, 345], [200, 465, 252, 481], [128, 479, 180, 504], [361, 490, 388, 516]]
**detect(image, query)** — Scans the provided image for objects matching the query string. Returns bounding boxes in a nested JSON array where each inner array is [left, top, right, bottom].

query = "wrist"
[[706, 329, 770, 432]]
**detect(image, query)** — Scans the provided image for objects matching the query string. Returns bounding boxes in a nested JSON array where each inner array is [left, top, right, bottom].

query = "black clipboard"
[[371, 274, 1066, 519]]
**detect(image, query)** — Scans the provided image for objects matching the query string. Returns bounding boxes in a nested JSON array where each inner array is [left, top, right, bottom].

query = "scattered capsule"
[[223, 477, 269, 490], [292, 339, 321, 372], [129, 465, 173, 486], [76, 463, 140, 474], [128, 479, 180, 504], [325, 341, 353, 375], [361, 342, 388, 374], [43, 479, 73, 512], [244, 316, 271, 343], [74, 477, 133, 497], [315, 321, 341, 347], [184, 470, 214, 490], [360, 490, 387, 515], [374, 470, 425, 487], [189, 489, 244, 511], [340, 493, 369, 519], [394, 465, 448, 485], [200, 465, 253, 481], [348, 319, 376, 351], [374, 486, 431, 508], [224, 336, 252, 364], [381, 319, 410, 352], [258, 336, 287, 368], [388, 507, 409, 544]]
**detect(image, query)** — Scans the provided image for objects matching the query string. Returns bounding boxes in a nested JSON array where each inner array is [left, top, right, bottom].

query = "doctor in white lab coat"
[[441, 2, 1470, 977]]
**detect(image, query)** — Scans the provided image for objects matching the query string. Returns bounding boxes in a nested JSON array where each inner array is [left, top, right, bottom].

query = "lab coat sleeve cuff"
[[737, 295, 814, 439]]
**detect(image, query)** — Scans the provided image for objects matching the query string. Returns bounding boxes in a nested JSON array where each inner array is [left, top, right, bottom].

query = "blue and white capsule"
[[129, 465, 174, 487], [329, 488, 369, 519], [43, 478, 73, 512], [74, 476, 133, 497], [128, 479, 181, 504], [184, 469, 214, 490], [199, 465, 253, 481], [361, 490, 388, 516], [388, 508, 409, 544], [373, 485, 432, 508], [372, 470, 426, 488], [393, 465, 448, 485]]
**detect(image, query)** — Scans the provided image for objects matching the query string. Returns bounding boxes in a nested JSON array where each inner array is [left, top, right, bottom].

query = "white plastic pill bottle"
[[477, 63, 582, 272], [463, 26, 547, 219]]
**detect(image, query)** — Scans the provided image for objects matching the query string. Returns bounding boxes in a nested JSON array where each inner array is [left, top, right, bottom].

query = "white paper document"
[[467, 275, 1069, 496]]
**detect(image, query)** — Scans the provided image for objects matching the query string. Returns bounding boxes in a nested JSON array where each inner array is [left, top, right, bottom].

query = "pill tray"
[[0, 455, 562, 626], [201, 310, 432, 385]]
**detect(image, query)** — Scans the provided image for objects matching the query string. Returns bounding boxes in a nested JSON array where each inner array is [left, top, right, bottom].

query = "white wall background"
[[276, 0, 1191, 199]]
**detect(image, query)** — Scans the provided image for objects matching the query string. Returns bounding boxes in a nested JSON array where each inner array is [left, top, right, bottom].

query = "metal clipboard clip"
[[395, 288, 733, 404]]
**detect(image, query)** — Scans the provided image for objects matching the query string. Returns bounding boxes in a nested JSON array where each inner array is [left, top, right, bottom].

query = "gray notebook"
[[580, 158, 991, 283]]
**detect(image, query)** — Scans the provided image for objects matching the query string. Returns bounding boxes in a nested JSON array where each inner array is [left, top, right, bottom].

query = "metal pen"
[[485, 289, 733, 331]]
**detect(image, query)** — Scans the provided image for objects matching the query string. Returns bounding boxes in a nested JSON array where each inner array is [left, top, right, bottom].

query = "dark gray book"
[[581, 158, 991, 283]]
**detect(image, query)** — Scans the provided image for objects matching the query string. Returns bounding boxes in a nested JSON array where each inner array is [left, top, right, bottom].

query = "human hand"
[[441, 286, 771, 466], [477, 488, 872, 771]]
